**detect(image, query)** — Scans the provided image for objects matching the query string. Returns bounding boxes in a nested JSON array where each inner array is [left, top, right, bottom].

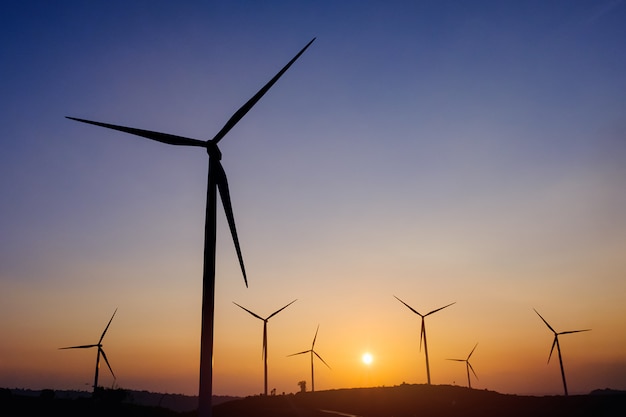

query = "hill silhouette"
[[214, 384, 626, 417], [2, 384, 625, 416], [0, 387, 234, 415]]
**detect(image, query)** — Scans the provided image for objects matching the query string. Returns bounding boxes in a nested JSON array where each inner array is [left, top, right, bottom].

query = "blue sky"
[[1, 1, 625, 396]]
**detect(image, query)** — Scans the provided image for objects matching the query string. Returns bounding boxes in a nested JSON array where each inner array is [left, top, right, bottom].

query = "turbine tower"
[[394, 296, 455, 385], [534, 308, 591, 396], [288, 325, 330, 392], [233, 299, 297, 395], [447, 343, 478, 388], [59, 308, 117, 395], [67, 38, 315, 417]]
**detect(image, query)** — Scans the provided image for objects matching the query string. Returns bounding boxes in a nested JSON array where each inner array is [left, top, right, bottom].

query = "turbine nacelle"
[[206, 141, 222, 160]]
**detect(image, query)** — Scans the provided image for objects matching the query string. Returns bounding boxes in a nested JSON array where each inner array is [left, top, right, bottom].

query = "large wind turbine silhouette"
[[447, 343, 478, 388], [394, 296, 455, 385], [233, 299, 297, 395], [534, 308, 591, 396], [59, 308, 117, 395], [288, 325, 330, 392], [67, 38, 315, 416]]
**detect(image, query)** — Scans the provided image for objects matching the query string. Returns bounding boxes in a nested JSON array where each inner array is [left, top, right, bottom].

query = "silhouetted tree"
[[297, 380, 306, 393]]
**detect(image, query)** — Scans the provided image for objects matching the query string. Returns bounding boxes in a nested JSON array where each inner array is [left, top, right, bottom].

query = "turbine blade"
[[288, 350, 310, 357], [393, 295, 423, 316], [313, 351, 331, 369], [468, 362, 478, 380], [447, 358, 465, 362], [100, 348, 115, 379], [312, 325, 320, 349], [99, 308, 118, 343], [59, 344, 98, 349], [211, 38, 316, 145], [262, 323, 267, 360], [232, 302, 264, 320], [267, 299, 297, 320], [425, 302, 456, 317], [468, 343, 478, 359], [560, 329, 592, 335], [419, 318, 425, 352], [534, 309, 556, 333], [66, 117, 206, 147], [548, 336, 558, 364], [215, 160, 247, 287]]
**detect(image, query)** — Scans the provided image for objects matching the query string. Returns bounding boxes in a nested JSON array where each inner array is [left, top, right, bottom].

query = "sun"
[[362, 352, 373, 365]]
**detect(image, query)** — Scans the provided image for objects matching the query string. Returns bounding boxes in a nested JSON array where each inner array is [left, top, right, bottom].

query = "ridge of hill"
[[214, 384, 626, 417]]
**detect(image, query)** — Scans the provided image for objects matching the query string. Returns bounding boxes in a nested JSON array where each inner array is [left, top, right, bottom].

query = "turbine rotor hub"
[[206, 141, 222, 160]]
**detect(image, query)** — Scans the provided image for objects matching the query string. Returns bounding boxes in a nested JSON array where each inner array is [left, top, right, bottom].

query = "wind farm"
[[2, 1, 626, 416], [59, 309, 118, 395], [233, 299, 297, 395]]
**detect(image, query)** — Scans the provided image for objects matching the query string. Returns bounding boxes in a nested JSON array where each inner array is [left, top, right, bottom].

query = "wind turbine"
[[394, 296, 455, 385], [447, 343, 478, 388], [233, 299, 297, 395], [59, 308, 117, 395], [288, 325, 330, 392], [534, 308, 591, 396], [66, 38, 315, 416]]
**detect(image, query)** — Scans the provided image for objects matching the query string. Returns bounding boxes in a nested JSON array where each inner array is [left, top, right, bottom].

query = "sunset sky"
[[1, 1, 625, 397]]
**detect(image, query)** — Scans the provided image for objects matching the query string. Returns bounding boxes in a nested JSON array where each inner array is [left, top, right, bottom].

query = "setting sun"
[[362, 352, 373, 365]]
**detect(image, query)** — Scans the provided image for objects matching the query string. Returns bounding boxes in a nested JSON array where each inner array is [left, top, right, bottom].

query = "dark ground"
[[214, 385, 626, 417], [2, 384, 625, 417]]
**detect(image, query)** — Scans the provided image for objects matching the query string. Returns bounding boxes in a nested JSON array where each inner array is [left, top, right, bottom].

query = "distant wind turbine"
[[534, 308, 591, 396], [288, 325, 330, 392], [59, 308, 117, 394], [447, 343, 478, 388], [394, 296, 455, 385], [67, 38, 315, 417], [233, 299, 297, 395]]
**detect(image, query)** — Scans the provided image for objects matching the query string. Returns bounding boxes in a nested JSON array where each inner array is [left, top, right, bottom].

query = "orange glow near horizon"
[[1, 283, 625, 397]]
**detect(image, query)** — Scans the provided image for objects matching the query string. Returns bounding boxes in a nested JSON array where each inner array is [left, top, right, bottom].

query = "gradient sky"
[[1, 0, 625, 397]]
